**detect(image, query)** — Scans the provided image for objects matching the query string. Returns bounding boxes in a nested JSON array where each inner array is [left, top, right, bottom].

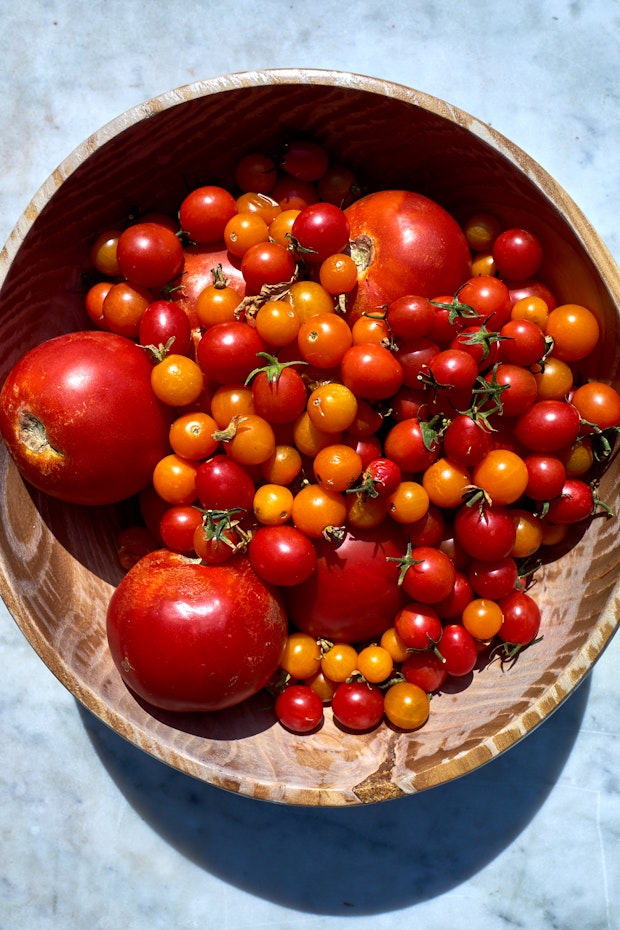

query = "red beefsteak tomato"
[[0, 331, 173, 505], [283, 523, 408, 643], [344, 190, 472, 323], [106, 550, 288, 712]]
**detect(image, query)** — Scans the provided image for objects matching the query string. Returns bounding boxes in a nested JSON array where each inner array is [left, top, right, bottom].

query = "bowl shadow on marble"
[[79, 675, 590, 916]]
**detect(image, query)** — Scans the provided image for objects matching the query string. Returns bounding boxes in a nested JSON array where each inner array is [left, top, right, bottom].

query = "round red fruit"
[[107, 550, 288, 712], [0, 331, 173, 505]]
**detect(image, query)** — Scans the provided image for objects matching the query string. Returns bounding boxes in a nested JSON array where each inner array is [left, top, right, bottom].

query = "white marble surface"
[[1, 2, 620, 928]]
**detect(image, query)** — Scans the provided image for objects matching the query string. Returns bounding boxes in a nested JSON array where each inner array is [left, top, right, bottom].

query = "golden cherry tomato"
[[561, 437, 594, 476], [90, 228, 122, 276], [151, 354, 204, 407], [236, 190, 281, 224], [351, 314, 391, 346], [319, 253, 359, 295], [545, 303, 600, 362], [510, 508, 544, 558], [345, 493, 389, 530], [472, 449, 529, 507], [280, 632, 321, 680], [320, 643, 358, 682], [383, 682, 430, 730], [540, 521, 569, 547], [253, 483, 294, 525], [286, 280, 334, 324], [463, 212, 502, 252], [356, 645, 394, 683], [422, 457, 472, 509], [268, 208, 301, 247], [532, 355, 574, 400], [195, 278, 241, 328], [305, 670, 338, 703], [260, 444, 303, 485], [380, 627, 410, 664], [511, 295, 550, 329], [297, 312, 353, 367], [470, 252, 496, 277], [293, 411, 342, 457]]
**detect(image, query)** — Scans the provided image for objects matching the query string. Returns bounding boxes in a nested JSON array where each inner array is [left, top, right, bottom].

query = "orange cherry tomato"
[[297, 312, 352, 367], [223, 211, 269, 257], [260, 444, 303, 485], [253, 483, 294, 525], [152, 454, 198, 505], [313, 443, 363, 492], [306, 382, 358, 433], [291, 484, 347, 538], [320, 643, 359, 682], [151, 354, 204, 407], [169, 411, 219, 460]]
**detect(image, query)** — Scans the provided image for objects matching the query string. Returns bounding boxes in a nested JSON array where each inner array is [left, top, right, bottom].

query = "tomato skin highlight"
[[106, 550, 288, 712], [0, 331, 173, 505]]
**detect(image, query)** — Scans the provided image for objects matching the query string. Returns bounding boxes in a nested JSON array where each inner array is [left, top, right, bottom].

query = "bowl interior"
[[1, 70, 620, 805]]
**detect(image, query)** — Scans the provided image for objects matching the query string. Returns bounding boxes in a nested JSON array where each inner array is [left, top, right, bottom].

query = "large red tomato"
[[283, 523, 408, 643], [106, 550, 288, 712], [0, 331, 173, 505], [344, 190, 472, 323]]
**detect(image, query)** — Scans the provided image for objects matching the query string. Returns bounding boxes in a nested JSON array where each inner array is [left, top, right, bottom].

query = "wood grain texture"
[[1, 69, 620, 805]]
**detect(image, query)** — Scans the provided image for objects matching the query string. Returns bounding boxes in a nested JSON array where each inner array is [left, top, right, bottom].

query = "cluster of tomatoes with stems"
[[83, 138, 620, 736]]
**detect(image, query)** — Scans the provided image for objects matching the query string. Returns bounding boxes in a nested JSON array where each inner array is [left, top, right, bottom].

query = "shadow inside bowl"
[[79, 673, 590, 915]]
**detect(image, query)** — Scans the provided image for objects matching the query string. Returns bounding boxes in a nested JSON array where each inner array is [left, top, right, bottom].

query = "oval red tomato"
[[106, 549, 288, 712], [0, 331, 173, 505]]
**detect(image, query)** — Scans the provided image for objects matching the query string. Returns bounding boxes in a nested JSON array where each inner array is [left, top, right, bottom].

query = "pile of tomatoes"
[[3, 136, 619, 736]]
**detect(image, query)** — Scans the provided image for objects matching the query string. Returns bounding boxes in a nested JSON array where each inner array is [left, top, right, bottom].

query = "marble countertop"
[[1, 2, 619, 928]]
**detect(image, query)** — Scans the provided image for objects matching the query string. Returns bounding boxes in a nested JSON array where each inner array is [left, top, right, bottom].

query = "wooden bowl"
[[2, 70, 619, 806]]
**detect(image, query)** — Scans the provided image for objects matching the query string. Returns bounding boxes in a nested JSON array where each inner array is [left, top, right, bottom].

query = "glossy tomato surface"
[[344, 189, 472, 322], [0, 331, 173, 505], [284, 523, 408, 642], [106, 550, 288, 712]]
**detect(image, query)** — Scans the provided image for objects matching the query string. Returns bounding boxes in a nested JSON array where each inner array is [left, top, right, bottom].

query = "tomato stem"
[[245, 351, 307, 386], [386, 540, 423, 586]]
